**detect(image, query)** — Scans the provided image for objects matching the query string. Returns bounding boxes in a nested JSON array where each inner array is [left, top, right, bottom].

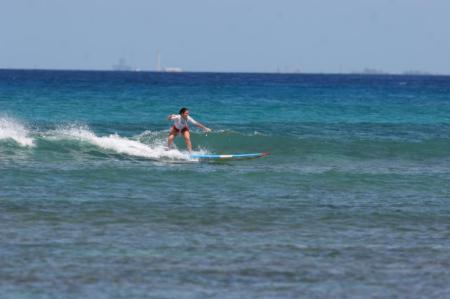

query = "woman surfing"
[[167, 107, 211, 152]]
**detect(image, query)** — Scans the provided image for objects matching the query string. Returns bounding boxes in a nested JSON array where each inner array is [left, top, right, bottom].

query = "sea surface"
[[1, 69, 449, 298]]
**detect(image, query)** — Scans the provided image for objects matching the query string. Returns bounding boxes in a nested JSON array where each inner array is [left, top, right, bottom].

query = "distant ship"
[[162, 67, 183, 73], [155, 50, 183, 72]]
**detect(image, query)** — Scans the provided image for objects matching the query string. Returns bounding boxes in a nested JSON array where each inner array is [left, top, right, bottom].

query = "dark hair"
[[179, 107, 188, 114]]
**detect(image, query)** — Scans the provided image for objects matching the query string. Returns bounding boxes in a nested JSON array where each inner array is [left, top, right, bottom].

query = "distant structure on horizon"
[[112, 58, 132, 71], [155, 50, 183, 73], [155, 50, 161, 71], [350, 68, 434, 76], [360, 68, 387, 75], [275, 66, 302, 74], [402, 70, 431, 76]]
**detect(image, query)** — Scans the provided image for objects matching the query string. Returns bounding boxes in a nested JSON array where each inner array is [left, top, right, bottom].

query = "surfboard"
[[190, 152, 269, 160]]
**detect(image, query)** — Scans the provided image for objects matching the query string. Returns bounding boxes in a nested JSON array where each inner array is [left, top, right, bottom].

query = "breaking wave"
[[0, 117, 35, 147]]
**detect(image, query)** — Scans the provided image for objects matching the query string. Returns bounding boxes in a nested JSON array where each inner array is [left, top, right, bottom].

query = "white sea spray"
[[0, 117, 35, 147]]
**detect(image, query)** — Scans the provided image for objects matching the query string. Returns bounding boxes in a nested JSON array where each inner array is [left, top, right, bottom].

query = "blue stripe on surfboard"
[[190, 152, 269, 159]]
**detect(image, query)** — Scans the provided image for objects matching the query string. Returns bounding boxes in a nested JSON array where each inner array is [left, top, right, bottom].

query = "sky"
[[1, 0, 450, 74]]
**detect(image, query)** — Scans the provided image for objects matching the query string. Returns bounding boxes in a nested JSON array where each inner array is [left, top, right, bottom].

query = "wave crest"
[[0, 117, 34, 147], [49, 125, 191, 161]]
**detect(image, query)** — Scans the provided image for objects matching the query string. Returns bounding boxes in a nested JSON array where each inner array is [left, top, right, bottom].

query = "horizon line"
[[0, 67, 448, 77]]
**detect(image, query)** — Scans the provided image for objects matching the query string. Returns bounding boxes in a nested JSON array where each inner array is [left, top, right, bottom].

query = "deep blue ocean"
[[1, 69, 449, 298]]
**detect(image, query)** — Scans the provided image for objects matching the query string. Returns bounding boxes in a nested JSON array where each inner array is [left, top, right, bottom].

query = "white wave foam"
[[0, 117, 34, 147], [136, 130, 164, 138], [53, 125, 194, 161]]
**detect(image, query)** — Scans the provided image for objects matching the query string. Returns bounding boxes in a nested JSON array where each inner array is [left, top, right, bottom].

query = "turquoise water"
[[1, 70, 450, 298]]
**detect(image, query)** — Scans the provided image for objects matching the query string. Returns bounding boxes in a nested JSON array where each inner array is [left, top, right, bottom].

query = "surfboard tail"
[[191, 152, 270, 160]]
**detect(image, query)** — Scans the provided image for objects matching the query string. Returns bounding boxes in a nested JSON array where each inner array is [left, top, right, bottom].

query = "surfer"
[[167, 107, 211, 152]]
